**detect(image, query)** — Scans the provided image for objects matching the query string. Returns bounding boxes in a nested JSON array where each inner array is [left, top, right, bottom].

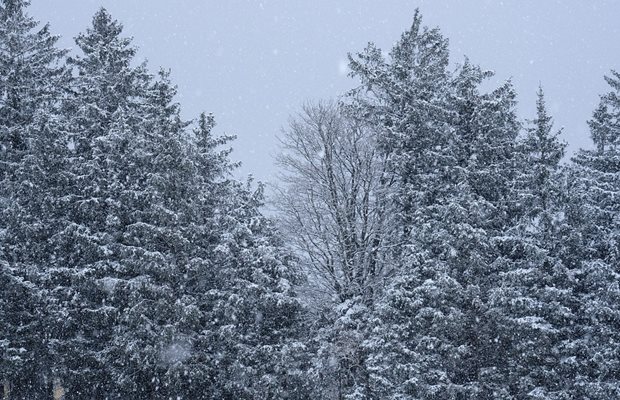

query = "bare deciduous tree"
[[275, 100, 394, 309]]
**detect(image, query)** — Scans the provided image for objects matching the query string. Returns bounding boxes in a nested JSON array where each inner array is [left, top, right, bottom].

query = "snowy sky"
[[30, 0, 620, 183]]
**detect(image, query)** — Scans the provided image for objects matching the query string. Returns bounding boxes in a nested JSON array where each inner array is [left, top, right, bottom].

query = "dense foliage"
[[1, 2, 618, 399], [0, 3, 304, 399]]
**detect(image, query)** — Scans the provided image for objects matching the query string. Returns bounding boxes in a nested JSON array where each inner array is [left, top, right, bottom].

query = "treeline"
[[0, 1, 619, 399], [0, 2, 306, 399]]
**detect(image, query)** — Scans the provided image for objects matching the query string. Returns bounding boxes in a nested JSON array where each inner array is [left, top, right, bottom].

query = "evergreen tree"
[[517, 87, 566, 232], [0, 0, 68, 181], [49, 9, 154, 397], [0, 0, 69, 397], [346, 12, 456, 398], [43, 10, 308, 398], [348, 13, 524, 397], [348, 9, 452, 246], [199, 180, 308, 399], [100, 69, 198, 399], [346, 12, 454, 398], [489, 87, 576, 398], [567, 70, 620, 398], [185, 116, 309, 398]]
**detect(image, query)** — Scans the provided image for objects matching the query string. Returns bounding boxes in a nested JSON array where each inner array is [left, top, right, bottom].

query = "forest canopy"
[[1, 2, 619, 399]]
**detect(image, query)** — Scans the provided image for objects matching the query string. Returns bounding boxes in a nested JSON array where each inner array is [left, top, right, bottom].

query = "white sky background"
[[30, 0, 620, 183]]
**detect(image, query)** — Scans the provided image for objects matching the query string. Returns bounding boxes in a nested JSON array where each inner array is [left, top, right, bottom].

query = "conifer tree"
[[49, 9, 154, 397], [518, 87, 566, 231], [489, 87, 576, 398], [348, 13, 523, 397], [100, 70, 198, 399], [0, 0, 69, 396], [184, 115, 309, 398], [348, 10, 452, 246], [45, 10, 308, 398], [567, 71, 620, 398], [0, 0, 68, 180], [199, 180, 307, 399]]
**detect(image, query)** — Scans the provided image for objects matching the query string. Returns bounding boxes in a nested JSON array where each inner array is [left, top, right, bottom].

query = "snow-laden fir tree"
[[566, 70, 620, 398], [489, 87, 577, 398], [515, 87, 567, 236], [198, 179, 309, 399], [347, 10, 452, 248], [0, 0, 68, 179], [348, 12, 527, 397], [43, 9, 156, 397], [100, 70, 201, 398], [34, 8, 308, 398], [150, 111, 237, 399], [346, 12, 453, 398], [0, 0, 69, 397], [347, 25, 454, 396]]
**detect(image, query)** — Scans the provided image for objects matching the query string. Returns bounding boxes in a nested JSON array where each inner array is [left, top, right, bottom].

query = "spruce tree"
[[348, 10, 452, 245], [346, 12, 455, 398], [185, 119, 310, 398], [51, 9, 154, 397], [0, 0, 69, 396], [567, 71, 620, 398], [0, 0, 68, 180], [100, 69, 197, 399], [200, 180, 307, 399], [48, 10, 308, 397], [349, 13, 525, 397], [489, 87, 576, 398]]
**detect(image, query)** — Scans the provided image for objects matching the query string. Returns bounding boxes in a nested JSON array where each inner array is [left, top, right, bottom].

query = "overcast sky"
[[30, 0, 620, 183]]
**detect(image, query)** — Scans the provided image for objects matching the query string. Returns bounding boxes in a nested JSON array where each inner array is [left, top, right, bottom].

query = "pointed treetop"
[[74, 7, 136, 65], [347, 8, 450, 98], [197, 112, 216, 140], [0, 0, 67, 131], [453, 57, 494, 95], [393, 8, 424, 59], [1, 0, 29, 16], [524, 85, 566, 166], [389, 8, 449, 81], [533, 85, 553, 130], [587, 71, 620, 152], [90, 7, 122, 38], [146, 69, 180, 119], [588, 102, 614, 152], [411, 8, 421, 30]]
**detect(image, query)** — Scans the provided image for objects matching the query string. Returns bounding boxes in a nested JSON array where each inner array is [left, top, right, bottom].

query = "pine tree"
[[0, 0, 68, 181], [182, 116, 310, 398], [518, 87, 566, 232], [205, 180, 307, 399], [489, 87, 577, 398], [99, 69, 199, 399], [346, 12, 456, 398], [449, 60, 520, 215], [0, 0, 69, 396], [348, 13, 526, 397], [348, 9, 452, 246], [49, 9, 154, 397], [566, 70, 620, 398]]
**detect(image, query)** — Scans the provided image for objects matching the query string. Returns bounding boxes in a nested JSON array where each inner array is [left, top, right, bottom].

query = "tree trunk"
[[53, 379, 65, 400], [2, 379, 10, 400]]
